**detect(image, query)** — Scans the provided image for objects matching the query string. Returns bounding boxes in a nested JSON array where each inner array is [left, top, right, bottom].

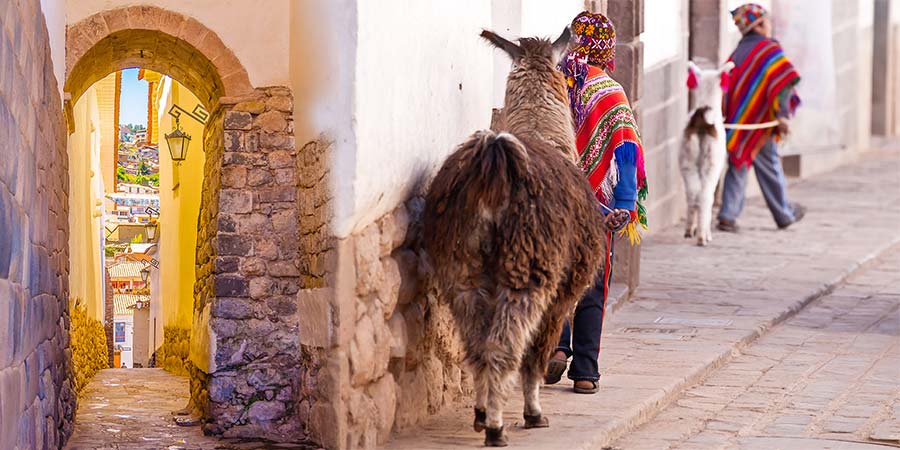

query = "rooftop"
[[113, 294, 149, 316]]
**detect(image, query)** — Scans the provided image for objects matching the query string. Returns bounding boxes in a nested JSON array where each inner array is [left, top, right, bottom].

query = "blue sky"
[[119, 68, 148, 127]]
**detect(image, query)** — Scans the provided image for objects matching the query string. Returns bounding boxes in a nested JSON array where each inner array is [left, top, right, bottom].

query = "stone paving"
[[608, 247, 900, 450], [387, 150, 900, 449], [64, 369, 318, 450]]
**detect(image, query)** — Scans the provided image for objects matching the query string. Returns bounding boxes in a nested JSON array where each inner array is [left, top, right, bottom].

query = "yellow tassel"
[[618, 221, 642, 245]]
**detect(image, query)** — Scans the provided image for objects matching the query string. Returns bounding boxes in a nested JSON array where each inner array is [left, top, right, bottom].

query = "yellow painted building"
[[68, 72, 118, 320], [154, 76, 206, 352]]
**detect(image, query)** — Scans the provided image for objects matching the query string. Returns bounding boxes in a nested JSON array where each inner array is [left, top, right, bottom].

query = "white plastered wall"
[[66, 0, 292, 88]]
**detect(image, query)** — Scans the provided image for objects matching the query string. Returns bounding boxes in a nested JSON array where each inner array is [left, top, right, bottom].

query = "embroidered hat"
[[569, 11, 616, 71], [731, 3, 768, 34]]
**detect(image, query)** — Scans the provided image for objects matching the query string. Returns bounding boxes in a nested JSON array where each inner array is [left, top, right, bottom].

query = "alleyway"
[[64, 370, 314, 450], [609, 248, 900, 449], [388, 149, 900, 449]]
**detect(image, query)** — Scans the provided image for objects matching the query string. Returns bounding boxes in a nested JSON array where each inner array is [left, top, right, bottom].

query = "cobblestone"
[[609, 246, 900, 450]]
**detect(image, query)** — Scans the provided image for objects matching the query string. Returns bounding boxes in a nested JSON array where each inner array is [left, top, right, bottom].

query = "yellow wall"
[[68, 74, 115, 320], [156, 77, 206, 334], [95, 71, 119, 194]]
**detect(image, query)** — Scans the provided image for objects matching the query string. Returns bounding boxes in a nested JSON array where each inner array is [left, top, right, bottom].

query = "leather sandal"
[[573, 379, 600, 394], [544, 356, 567, 385]]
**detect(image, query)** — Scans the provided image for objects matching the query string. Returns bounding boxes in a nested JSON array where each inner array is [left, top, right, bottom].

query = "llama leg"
[[519, 311, 564, 429], [472, 364, 488, 432], [482, 290, 546, 446], [697, 181, 716, 246]]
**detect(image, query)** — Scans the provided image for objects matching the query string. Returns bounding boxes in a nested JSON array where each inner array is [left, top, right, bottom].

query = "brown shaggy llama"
[[422, 29, 607, 447]]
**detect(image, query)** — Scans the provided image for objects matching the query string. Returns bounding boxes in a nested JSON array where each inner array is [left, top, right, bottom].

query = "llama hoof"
[[697, 238, 708, 247], [523, 414, 550, 429], [473, 408, 487, 432], [484, 427, 508, 447], [684, 229, 696, 238]]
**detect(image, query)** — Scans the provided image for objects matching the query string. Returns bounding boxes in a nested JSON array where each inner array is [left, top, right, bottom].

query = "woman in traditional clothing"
[[717, 3, 805, 231], [544, 11, 648, 394]]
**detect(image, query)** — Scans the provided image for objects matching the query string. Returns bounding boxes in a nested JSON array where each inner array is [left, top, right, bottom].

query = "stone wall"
[[0, 0, 77, 448], [190, 87, 313, 442], [157, 325, 191, 376], [316, 199, 472, 450], [69, 299, 108, 393]]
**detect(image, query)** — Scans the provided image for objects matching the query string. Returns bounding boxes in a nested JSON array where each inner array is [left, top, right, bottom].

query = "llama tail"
[[463, 130, 530, 217]]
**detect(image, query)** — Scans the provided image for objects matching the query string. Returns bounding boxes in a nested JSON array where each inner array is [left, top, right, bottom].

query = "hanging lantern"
[[140, 266, 150, 282], [165, 116, 191, 163], [145, 222, 157, 241]]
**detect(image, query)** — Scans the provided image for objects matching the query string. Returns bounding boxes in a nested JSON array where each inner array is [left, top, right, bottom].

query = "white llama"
[[680, 60, 734, 246]]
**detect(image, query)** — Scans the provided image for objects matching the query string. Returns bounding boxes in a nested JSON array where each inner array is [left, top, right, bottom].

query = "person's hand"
[[604, 209, 631, 232], [776, 118, 790, 136]]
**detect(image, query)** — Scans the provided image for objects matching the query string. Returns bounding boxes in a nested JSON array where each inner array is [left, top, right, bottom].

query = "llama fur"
[[422, 30, 606, 446], [680, 60, 733, 246]]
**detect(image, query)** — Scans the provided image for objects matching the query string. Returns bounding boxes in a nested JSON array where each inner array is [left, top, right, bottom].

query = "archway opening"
[[64, 18, 230, 445]]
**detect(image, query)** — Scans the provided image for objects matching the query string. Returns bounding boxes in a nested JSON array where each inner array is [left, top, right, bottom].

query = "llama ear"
[[719, 62, 735, 92], [481, 29, 523, 61], [687, 61, 701, 90], [551, 26, 572, 61]]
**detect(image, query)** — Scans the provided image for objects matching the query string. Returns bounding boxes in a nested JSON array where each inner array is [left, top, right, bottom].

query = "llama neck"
[[503, 80, 576, 158]]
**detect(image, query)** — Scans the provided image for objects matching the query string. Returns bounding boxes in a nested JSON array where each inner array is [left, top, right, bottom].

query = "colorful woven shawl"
[[573, 66, 648, 242], [723, 39, 800, 168]]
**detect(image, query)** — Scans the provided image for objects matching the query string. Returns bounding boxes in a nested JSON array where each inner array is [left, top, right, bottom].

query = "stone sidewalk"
[[64, 369, 316, 450], [609, 247, 900, 450], [387, 149, 900, 449]]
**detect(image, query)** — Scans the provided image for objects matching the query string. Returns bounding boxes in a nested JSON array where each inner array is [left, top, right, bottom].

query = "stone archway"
[[64, 6, 311, 442]]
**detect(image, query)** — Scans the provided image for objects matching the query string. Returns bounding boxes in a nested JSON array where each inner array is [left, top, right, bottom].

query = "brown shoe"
[[544, 354, 568, 385], [573, 379, 600, 394], [717, 220, 739, 233]]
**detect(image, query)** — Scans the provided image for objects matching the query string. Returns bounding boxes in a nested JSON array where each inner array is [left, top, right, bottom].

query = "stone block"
[[377, 257, 401, 318], [297, 288, 332, 348], [239, 258, 267, 276], [224, 111, 252, 130], [367, 374, 397, 444], [233, 100, 266, 115], [267, 150, 293, 169], [266, 95, 293, 113], [394, 367, 429, 430], [258, 186, 295, 203], [216, 234, 252, 257], [260, 133, 294, 151], [215, 275, 249, 298], [266, 295, 298, 316], [388, 312, 407, 358], [379, 206, 410, 256], [268, 261, 300, 278], [248, 277, 273, 300], [219, 189, 253, 214], [355, 222, 383, 297], [350, 314, 376, 386], [256, 111, 287, 133], [247, 400, 286, 422]]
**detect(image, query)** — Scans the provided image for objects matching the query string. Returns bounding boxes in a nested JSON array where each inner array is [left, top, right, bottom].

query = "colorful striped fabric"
[[574, 66, 648, 234], [723, 39, 801, 168]]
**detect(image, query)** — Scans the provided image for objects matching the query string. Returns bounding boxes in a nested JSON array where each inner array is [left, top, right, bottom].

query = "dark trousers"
[[556, 251, 612, 382]]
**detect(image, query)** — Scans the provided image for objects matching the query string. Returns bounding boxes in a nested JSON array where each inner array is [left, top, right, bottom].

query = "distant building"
[[107, 261, 146, 292], [112, 293, 150, 368], [117, 183, 159, 195]]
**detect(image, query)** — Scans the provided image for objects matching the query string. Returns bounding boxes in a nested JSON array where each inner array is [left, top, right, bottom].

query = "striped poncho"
[[574, 66, 648, 242], [724, 38, 801, 168]]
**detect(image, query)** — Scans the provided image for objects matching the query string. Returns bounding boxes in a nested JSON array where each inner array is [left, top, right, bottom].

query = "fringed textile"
[[571, 66, 648, 241], [723, 39, 800, 168]]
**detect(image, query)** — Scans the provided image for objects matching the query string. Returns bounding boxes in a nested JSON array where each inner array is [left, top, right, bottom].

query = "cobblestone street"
[[609, 248, 900, 450]]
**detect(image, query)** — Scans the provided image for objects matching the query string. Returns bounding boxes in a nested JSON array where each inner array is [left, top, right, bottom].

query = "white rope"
[[722, 120, 780, 130]]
